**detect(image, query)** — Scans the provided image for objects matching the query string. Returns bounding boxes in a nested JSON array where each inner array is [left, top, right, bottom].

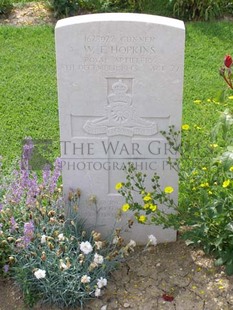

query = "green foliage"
[[173, 0, 223, 21], [0, 0, 12, 14], [117, 92, 233, 275], [80, 0, 174, 14], [49, 0, 79, 17], [79, 0, 142, 13]]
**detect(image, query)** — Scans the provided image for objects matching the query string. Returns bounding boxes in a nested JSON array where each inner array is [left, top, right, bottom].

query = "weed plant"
[[116, 54, 233, 275]]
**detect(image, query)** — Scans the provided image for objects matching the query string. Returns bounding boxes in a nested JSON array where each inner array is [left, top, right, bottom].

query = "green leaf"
[[214, 257, 225, 266], [225, 222, 233, 232], [214, 90, 226, 103], [185, 239, 194, 246], [225, 263, 233, 276]]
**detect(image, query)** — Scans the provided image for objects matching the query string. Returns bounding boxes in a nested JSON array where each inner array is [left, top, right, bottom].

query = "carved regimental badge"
[[83, 78, 158, 136]]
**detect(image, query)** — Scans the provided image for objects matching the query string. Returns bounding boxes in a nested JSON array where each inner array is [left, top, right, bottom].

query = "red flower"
[[162, 293, 174, 302], [224, 55, 232, 68]]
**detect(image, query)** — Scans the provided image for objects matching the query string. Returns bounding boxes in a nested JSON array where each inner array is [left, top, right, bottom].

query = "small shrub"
[[173, 0, 223, 21], [49, 0, 79, 18], [0, 0, 13, 15], [80, 0, 143, 13]]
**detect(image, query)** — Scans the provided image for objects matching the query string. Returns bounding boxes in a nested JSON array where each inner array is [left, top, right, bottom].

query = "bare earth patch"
[[0, 1, 56, 26]]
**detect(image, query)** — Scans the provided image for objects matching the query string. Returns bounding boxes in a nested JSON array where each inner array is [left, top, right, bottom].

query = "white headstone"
[[55, 13, 185, 244]]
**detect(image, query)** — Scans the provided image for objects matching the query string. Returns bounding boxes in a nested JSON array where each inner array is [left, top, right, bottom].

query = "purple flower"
[[3, 265, 9, 273], [23, 221, 34, 247], [25, 173, 39, 205], [43, 164, 51, 186], [21, 138, 34, 170], [0, 204, 3, 212], [49, 158, 62, 193], [10, 217, 17, 232]]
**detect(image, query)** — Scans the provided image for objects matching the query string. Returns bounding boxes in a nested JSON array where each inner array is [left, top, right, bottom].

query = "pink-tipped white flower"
[[97, 277, 107, 288], [34, 269, 46, 279], [81, 275, 91, 283], [80, 241, 93, 255], [93, 253, 104, 265]]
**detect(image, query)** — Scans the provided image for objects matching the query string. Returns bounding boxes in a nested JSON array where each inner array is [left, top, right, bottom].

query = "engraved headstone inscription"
[[55, 13, 185, 244]]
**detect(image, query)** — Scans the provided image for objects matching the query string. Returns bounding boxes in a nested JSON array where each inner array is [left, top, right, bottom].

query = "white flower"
[[34, 269, 46, 279], [93, 253, 104, 265], [80, 241, 93, 255], [81, 275, 91, 283], [58, 233, 65, 241], [112, 236, 119, 244], [97, 277, 107, 288], [148, 234, 157, 246], [41, 235, 47, 244], [95, 288, 101, 297], [128, 239, 136, 248]]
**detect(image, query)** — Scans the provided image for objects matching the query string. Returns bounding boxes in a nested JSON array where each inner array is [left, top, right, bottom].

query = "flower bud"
[[224, 55, 232, 68], [1, 240, 8, 246], [41, 251, 46, 261], [7, 237, 15, 243], [8, 256, 15, 264], [48, 242, 54, 250], [68, 191, 74, 201], [48, 210, 56, 217], [76, 188, 81, 197], [92, 231, 101, 241]]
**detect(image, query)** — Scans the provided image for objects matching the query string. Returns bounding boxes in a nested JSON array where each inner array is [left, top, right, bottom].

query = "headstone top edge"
[[55, 13, 184, 31]]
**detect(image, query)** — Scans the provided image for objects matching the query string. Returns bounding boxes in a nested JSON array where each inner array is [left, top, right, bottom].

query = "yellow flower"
[[143, 194, 152, 202], [164, 186, 174, 194], [228, 96, 233, 100], [182, 124, 190, 130], [222, 180, 230, 188], [209, 143, 218, 148], [194, 99, 201, 104], [200, 182, 209, 188], [115, 182, 122, 190], [149, 204, 157, 212], [143, 203, 150, 210], [138, 215, 147, 223], [121, 203, 130, 212], [208, 191, 212, 195], [229, 166, 233, 172], [202, 167, 207, 171]]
